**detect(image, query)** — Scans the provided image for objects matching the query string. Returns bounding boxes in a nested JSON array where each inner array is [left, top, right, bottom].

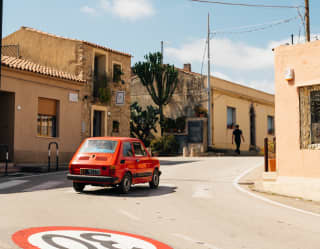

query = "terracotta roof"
[[2, 55, 86, 83], [21, 26, 132, 58]]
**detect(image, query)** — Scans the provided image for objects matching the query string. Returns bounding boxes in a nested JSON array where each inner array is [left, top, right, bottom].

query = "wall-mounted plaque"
[[116, 91, 125, 105], [69, 93, 78, 102], [187, 120, 203, 143]]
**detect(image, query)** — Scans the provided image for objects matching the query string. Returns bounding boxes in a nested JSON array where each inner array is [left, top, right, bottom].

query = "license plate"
[[80, 168, 101, 175]]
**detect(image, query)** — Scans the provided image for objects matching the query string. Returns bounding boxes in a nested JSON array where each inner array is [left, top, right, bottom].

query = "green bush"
[[150, 135, 179, 155]]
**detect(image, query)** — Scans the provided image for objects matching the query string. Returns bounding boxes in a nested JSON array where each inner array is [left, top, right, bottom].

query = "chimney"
[[183, 63, 191, 72]]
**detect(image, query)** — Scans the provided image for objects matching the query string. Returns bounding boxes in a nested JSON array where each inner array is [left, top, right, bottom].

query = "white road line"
[[24, 181, 62, 192], [0, 180, 28, 189], [233, 164, 320, 218], [173, 233, 220, 249], [118, 210, 140, 221], [192, 185, 212, 199]]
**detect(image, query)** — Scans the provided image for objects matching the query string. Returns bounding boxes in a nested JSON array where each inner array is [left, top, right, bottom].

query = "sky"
[[3, 0, 320, 94]]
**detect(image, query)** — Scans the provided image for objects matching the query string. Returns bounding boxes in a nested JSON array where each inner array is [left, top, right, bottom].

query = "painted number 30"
[[12, 228, 174, 249]]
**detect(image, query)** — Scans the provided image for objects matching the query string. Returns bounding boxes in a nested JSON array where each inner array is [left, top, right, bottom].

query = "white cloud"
[[100, 0, 155, 20], [80, 6, 97, 15], [166, 38, 276, 71]]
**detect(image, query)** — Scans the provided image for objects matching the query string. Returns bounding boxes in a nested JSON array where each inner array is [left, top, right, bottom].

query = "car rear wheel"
[[73, 182, 85, 192], [120, 173, 132, 194], [149, 169, 160, 189]]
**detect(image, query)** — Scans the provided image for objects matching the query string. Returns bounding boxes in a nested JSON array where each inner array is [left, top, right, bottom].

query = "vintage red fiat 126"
[[67, 137, 161, 194]]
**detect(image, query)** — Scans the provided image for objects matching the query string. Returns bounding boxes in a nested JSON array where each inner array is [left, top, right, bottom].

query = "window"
[[93, 54, 107, 97], [79, 140, 118, 153], [37, 98, 58, 137], [267, 116, 274, 135], [112, 120, 120, 133], [113, 63, 122, 82], [133, 142, 147, 156], [122, 142, 133, 157], [227, 107, 236, 129]]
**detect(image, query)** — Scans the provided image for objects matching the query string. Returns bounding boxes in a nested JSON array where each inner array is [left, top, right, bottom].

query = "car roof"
[[85, 137, 142, 142]]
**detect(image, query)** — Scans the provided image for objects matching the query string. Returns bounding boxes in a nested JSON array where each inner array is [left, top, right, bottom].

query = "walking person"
[[232, 124, 245, 155]]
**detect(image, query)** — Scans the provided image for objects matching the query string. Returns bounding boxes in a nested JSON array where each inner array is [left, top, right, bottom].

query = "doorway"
[[249, 104, 256, 151], [93, 110, 103, 137], [0, 91, 14, 161]]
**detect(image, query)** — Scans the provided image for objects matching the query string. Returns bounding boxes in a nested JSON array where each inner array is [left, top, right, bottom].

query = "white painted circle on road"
[[12, 227, 173, 249]]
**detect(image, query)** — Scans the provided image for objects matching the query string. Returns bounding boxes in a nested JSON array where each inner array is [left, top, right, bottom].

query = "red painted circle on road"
[[12, 226, 173, 249]]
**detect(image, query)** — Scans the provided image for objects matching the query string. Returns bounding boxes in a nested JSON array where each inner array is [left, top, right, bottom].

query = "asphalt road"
[[0, 157, 319, 249]]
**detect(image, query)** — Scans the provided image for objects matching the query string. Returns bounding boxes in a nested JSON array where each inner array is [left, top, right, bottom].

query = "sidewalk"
[[239, 165, 320, 215]]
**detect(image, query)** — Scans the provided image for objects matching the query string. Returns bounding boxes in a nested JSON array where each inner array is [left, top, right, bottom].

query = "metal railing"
[[2, 45, 20, 57], [48, 142, 59, 172], [0, 144, 9, 176]]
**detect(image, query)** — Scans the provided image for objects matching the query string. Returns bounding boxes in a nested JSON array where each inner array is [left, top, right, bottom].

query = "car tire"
[[149, 169, 160, 189], [120, 173, 132, 194], [73, 182, 85, 192]]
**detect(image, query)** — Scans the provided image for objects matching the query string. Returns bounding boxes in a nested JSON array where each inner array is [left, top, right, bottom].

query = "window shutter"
[[38, 98, 57, 116]]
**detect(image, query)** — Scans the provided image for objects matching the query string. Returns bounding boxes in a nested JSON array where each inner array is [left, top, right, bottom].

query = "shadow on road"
[[80, 185, 177, 198], [159, 160, 198, 166]]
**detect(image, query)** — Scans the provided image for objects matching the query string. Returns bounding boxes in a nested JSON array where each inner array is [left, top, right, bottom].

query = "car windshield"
[[79, 140, 118, 153]]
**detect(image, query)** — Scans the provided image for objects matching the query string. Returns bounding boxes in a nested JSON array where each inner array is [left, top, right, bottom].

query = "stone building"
[[3, 26, 132, 140], [131, 63, 275, 152], [0, 55, 85, 165]]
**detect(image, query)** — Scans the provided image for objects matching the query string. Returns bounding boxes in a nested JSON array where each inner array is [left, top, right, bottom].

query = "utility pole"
[[207, 13, 212, 147], [305, 0, 310, 42], [0, 0, 3, 88], [161, 40, 164, 64]]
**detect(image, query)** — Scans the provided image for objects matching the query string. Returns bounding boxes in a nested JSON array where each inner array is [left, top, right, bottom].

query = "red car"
[[67, 137, 161, 193]]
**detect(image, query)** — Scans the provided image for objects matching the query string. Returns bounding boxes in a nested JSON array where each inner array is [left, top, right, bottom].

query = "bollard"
[[264, 138, 268, 172], [48, 142, 59, 172]]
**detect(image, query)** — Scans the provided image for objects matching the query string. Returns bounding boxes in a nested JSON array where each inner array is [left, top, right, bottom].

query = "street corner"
[[12, 226, 173, 249]]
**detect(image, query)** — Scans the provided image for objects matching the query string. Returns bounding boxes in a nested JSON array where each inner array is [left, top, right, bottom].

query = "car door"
[[132, 141, 153, 181], [121, 141, 137, 176]]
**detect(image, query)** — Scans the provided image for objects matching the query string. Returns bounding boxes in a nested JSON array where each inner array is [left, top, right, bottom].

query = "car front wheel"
[[120, 173, 132, 194], [149, 169, 160, 189], [73, 182, 85, 192]]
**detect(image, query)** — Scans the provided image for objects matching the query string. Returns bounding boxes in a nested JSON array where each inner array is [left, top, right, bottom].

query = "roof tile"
[[1, 55, 86, 83]]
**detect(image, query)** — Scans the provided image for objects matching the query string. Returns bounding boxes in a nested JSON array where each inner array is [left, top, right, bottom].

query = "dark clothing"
[[233, 129, 242, 143], [233, 128, 243, 154]]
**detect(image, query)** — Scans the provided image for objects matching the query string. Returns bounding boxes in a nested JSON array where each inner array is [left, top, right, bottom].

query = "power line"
[[190, 0, 302, 9], [211, 16, 299, 35]]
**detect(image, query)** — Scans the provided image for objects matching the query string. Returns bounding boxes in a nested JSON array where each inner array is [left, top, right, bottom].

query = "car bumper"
[[67, 174, 118, 183]]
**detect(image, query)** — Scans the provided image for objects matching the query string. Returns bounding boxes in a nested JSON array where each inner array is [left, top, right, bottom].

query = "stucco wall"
[[3, 27, 131, 138], [1, 68, 83, 164], [274, 41, 320, 178]]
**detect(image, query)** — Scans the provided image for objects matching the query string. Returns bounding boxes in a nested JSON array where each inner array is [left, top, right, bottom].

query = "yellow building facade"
[[131, 64, 275, 152]]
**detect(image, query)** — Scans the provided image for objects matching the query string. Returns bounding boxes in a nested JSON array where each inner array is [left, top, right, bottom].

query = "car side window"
[[133, 142, 147, 157], [122, 142, 133, 157]]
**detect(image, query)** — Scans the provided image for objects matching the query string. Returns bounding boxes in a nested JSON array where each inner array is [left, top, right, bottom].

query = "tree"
[[130, 102, 159, 147], [132, 52, 179, 135]]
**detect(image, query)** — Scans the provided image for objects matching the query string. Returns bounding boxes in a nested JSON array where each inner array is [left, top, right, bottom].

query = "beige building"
[[3, 26, 132, 141], [259, 41, 320, 201], [131, 63, 275, 152], [0, 55, 85, 164]]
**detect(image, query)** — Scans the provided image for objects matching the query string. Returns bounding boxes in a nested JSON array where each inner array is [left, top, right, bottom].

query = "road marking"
[[24, 181, 62, 192], [119, 210, 141, 221], [0, 180, 28, 189], [12, 227, 173, 249], [192, 185, 212, 199], [233, 164, 320, 218], [173, 233, 220, 249]]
